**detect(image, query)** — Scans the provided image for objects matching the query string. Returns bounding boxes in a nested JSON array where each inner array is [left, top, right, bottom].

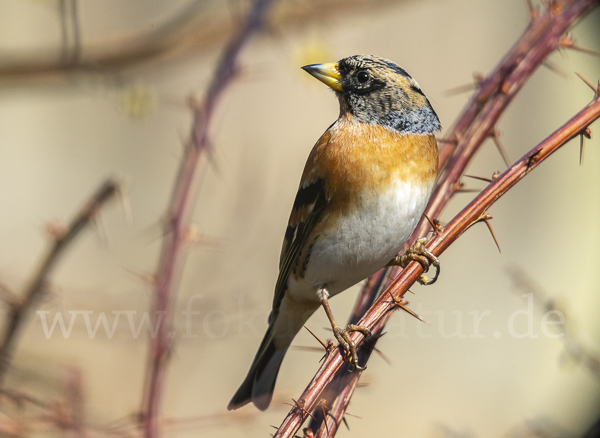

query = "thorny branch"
[[0, 179, 120, 384], [140, 1, 277, 437], [305, 0, 600, 434], [0, 381, 138, 437]]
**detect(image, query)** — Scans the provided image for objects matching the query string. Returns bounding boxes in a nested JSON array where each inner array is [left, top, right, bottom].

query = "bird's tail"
[[227, 321, 286, 411]]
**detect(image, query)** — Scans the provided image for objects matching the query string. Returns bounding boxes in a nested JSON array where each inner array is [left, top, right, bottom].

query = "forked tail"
[[227, 322, 287, 411]]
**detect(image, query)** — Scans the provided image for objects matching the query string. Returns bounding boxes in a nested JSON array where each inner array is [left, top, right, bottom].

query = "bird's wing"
[[271, 131, 332, 315]]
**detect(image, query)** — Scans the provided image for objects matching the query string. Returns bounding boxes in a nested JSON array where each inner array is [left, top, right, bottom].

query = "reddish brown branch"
[[139, 1, 277, 437], [305, 0, 599, 434], [431, 0, 598, 230], [275, 80, 600, 438], [0, 179, 120, 384]]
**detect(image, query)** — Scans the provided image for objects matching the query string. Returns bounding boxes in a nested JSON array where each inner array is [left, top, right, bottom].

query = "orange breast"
[[302, 117, 438, 209]]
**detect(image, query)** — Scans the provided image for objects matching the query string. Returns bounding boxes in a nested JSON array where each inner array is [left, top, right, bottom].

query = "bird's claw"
[[333, 324, 371, 371], [389, 237, 440, 285]]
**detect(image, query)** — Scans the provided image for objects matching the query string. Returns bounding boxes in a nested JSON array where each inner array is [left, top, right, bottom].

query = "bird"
[[228, 54, 441, 411]]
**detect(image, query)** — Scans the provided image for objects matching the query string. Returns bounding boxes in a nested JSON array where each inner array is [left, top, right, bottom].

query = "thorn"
[[484, 216, 501, 254], [559, 35, 600, 57], [120, 267, 155, 287], [285, 399, 315, 421], [161, 94, 194, 112], [183, 225, 222, 249], [184, 224, 203, 244], [477, 213, 501, 253], [580, 131, 585, 165], [574, 72, 599, 94], [115, 178, 133, 223], [92, 212, 110, 245], [464, 174, 492, 183], [423, 212, 435, 230], [489, 129, 511, 168], [579, 127, 591, 165], [541, 60, 568, 79], [444, 73, 484, 96], [524, 0, 538, 19], [373, 347, 392, 365], [341, 417, 350, 431], [344, 411, 362, 420], [444, 81, 478, 96], [318, 400, 331, 437], [385, 271, 398, 282], [386, 291, 428, 323], [423, 212, 442, 233], [303, 325, 328, 351], [454, 180, 481, 194], [292, 345, 328, 353], [44, 219, 67, 240], [567, 45, 600, 57]]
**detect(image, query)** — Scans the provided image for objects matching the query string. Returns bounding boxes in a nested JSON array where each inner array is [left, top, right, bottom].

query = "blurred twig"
[[0, 0, 395, 88], [139, 0, 278, 437], [434, 417, 576, 438], [58, 0, 81, 64], [274, 72, 600, 437], [508, 267, 600, 381], [0, 179, 120, 385], [306, 0, 600, 434], [61, 367, 89, 438], [503, 417, 575, 438]]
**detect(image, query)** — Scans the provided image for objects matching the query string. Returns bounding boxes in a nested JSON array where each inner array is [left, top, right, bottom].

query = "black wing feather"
[[272, 177, 328, 313]]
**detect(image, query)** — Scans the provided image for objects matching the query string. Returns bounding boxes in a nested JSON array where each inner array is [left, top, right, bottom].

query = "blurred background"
[[0, 0, 599, 436]]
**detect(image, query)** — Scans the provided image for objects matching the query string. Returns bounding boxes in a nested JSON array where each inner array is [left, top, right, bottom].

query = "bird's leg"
[[388, 237, 440, 285], [317, 287, 371, 370]]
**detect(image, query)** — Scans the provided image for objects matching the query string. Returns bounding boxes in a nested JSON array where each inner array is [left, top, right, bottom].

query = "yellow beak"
[[301, 62, 342, 91]]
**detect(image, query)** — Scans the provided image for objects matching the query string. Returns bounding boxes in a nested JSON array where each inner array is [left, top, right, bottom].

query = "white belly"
[[288, 179, 433, 301]]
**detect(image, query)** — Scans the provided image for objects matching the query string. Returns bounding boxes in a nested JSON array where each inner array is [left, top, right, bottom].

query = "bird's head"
[[302, 54, 440, 135]]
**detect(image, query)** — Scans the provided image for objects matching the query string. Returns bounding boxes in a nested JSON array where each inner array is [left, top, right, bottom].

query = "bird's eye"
[[356, 70, 370, 84]]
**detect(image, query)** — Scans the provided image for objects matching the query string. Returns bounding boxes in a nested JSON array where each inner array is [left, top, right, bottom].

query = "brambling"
[[228, 55, 441, 411]]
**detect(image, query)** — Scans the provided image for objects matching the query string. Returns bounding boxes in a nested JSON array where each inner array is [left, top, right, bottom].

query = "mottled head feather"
[[335, 55, 441, 134]]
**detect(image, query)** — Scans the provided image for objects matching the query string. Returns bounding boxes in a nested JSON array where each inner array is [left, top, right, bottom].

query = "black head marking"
[[334, 55, 441, 134], [381, 60, 411, 78], [410, 84, 425, 97]]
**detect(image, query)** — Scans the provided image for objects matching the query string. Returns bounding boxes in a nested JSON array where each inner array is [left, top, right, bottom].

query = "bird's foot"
[[333, 324, 371, 371], [388, 237, 440, 285]]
